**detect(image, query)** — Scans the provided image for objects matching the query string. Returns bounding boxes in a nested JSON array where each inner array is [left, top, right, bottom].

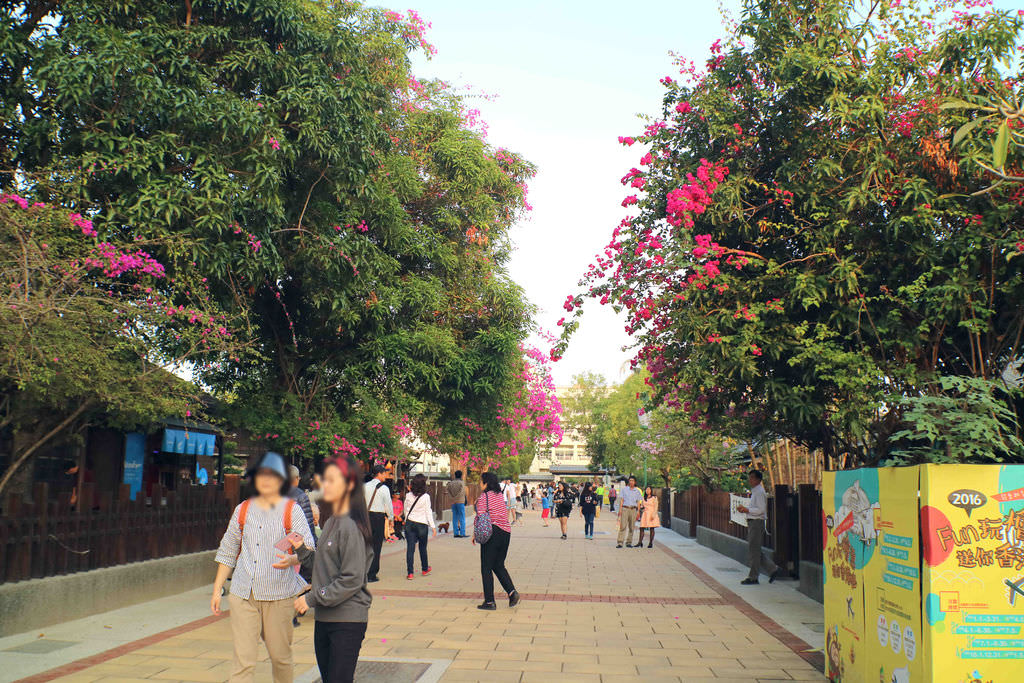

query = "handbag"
[[473, 491, 494, 544]]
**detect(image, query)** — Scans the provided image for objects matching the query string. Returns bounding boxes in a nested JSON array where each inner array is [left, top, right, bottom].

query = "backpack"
[[473, 492, 494, 544]]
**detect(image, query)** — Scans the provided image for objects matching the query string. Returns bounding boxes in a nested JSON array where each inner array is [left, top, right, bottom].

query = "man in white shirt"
[[737, 469, 779, 585], [364, 465, 393, 582], [616, 477, 643, 548]]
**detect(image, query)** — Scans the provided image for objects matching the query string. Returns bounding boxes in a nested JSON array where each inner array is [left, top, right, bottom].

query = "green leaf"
[[952, 116, 988, 147], [993, 120, 1010, 169]]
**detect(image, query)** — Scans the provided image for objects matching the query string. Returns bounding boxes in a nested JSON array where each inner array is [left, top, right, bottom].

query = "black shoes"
[[368, 576, 379, 583], [616, 544, 623, 548], [769, 569, 779, 583], [561, 534, 567, 540], [648, 544, 653, 549], [477, 602, 497, 611], [740, 578, 759, 585], [509, 590, 521, 608]]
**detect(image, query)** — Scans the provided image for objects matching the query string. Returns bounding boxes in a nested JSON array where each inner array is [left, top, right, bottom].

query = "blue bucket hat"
[[251, 451, 288, 480]]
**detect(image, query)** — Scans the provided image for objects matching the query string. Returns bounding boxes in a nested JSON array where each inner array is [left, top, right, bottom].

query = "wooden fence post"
[[689, 486, 701, 538], [772, 484, 792, 576]]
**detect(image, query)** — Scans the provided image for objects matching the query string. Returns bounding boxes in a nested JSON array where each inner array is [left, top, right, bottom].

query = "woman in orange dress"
[[636, 486, 659, 549]]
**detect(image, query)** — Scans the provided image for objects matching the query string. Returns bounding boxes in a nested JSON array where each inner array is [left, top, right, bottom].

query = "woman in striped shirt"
[[212, 451, 316, 683], [472, 471, 520, 610]]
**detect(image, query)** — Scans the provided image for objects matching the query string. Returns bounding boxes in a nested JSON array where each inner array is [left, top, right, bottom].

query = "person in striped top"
[[472, 471, 520, 610], [212, 451, 316, 683]]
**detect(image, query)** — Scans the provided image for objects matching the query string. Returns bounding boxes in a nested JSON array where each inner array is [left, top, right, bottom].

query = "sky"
[[406, 0, 1024, 387]]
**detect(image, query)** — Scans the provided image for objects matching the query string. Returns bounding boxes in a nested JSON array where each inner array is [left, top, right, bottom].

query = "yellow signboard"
[[823, 469, 874, 682], [920, 464, 1024, 682], [863, 465, 924, 683]]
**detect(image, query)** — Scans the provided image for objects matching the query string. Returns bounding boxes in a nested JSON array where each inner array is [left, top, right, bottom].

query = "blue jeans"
[[452, 503, 466, 537], [405, 521, 429, 574], [583, 511, 595, 537]]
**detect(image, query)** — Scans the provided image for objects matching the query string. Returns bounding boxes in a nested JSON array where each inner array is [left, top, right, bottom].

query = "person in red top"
[[472, 471, 520, 611]]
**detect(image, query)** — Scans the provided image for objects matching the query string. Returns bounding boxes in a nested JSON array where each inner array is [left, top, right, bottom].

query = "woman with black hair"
[[290, 455, 373, 683], [403, 473, 437, 580], [553, 481, 573, 540], [473, 471, 520, 610]]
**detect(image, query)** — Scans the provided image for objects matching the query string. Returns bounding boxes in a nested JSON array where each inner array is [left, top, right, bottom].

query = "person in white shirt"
[[364, 465, 393, 582], [403, 474, 437, 579], [736, 469, 779, 585]]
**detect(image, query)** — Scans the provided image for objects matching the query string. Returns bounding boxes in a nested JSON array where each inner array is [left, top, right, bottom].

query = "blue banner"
[[123, 432, 145, 501]]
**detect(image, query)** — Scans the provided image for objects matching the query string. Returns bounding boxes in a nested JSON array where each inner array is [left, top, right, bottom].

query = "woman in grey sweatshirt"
[[290, 455, 373, 683]]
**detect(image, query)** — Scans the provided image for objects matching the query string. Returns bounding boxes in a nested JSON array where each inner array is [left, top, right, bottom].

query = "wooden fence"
[[670, 483, 822, 577], [1, 478, 240, 584]]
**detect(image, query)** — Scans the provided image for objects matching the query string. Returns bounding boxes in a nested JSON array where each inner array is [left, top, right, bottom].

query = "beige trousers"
[[617, 506, 638, 545], [228, 593, 295, 683]]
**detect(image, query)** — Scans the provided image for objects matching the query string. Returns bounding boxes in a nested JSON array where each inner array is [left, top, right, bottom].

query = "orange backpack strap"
[[284, 499, 295, 534], [238, 500, 251, 535], [235, 499, 251, 562]]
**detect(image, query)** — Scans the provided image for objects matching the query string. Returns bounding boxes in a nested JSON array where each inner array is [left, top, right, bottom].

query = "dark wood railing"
[[1, 477, 241, 584]]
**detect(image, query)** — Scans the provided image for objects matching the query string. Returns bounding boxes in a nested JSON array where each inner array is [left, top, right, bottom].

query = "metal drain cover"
[[3, 639, 78, 654], [310, 660, 432, 682], [714, 566, 742, 573]]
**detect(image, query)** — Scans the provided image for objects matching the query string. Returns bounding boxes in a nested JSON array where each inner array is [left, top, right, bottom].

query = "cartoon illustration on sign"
[[834, 479, 880, 546], [827, 626, 844, 681]]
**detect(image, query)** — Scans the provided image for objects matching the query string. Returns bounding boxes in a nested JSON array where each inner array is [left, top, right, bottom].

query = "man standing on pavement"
[[616, 476, 643, 548], [446, 470, 467, 538], [364, 465, 393, 582], [736, 469, 779, 585], [287, 466, 316, 537]]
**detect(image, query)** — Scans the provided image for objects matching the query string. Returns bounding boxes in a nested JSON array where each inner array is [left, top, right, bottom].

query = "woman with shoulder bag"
[[289, 455, 372, 683], [473, 471, 520, 610], [403, 474, 436, 580]]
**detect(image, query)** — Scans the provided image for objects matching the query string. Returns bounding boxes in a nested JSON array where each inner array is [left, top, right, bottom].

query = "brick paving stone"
[[28, 511, 823, 683]]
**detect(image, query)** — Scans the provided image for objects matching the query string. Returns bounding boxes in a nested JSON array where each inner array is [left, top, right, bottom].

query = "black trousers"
[[314, 620, 366, 683], [368, 511, 385, 579], [480, 526, 515, 603], [405, 520, 429, 574]]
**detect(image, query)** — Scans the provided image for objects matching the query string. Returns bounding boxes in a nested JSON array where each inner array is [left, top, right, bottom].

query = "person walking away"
[[473, 471, 520, 610], [636, 486, 660, 548], [404, 473, 437, 580], [579, 482, 599, 539], [211, 451, 316, 683], [541, 490, 551, 526], [446, 470, 468, 538], [290, 455, 372, 683], [363, 465, 393, 583], [736, 469, 779, 585], [608, 484, 618, 512], [616, 477, 642, 548], [553, 481, 573, 540]]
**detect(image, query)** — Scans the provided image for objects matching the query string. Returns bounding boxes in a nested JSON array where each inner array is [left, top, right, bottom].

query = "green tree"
[[1, 0, 538, 469], [558, 0, 1024, 466], [0, 197, 241, 496], [559, 372, 608, 460]]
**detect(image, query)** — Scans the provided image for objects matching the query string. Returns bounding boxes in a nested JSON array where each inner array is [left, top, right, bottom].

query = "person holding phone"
[[289, 455, 372, 683], [211, 451, 316, 683]]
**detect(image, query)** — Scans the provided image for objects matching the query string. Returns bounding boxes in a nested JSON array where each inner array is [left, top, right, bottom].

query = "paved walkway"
[[6, 507, 824, 682]]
